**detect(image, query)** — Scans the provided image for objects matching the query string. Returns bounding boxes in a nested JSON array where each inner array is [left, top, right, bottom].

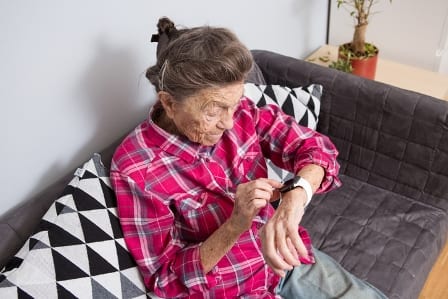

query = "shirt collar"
[[144, 107, 214, 164]]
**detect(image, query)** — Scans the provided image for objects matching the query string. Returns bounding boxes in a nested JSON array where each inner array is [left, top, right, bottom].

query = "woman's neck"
[[152, 104, 181, 136]]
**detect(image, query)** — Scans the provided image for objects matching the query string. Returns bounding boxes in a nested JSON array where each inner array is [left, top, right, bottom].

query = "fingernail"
[[300, 255, 311, 263]]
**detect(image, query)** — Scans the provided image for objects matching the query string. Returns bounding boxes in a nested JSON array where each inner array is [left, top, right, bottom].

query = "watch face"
[[279, 177, 300, 193]]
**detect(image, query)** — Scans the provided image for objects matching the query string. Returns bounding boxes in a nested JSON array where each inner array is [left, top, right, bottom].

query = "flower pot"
[[338, 43, 379, 80]]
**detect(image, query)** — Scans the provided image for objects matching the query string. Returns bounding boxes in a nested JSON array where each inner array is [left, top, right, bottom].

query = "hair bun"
[[157, 17, 177, 36]]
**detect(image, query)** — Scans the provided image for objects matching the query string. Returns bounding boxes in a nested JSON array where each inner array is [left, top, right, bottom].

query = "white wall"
[[438, 12, 448, 75], [0, 0, 329, 216], [329, 0, 448, 73]]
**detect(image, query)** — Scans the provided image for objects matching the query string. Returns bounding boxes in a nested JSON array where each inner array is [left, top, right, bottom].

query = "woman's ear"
[[158, 91, 177, 119]]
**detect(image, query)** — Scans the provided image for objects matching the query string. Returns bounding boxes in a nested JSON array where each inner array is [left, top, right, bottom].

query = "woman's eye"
[[205, 108, 219, 116], [204, 104, 223, 117]]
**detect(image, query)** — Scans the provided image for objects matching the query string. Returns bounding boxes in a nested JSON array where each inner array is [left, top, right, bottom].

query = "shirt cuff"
[[295, 153, 341, 194], [298, 226, 316, 264], [171, 243, 220, 292]]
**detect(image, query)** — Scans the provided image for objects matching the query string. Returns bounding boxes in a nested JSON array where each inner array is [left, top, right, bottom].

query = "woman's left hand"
[[259, 188, 309, 277]]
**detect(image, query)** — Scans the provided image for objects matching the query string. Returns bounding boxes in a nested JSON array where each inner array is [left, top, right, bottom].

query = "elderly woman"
[[110, 18, 387, 299]]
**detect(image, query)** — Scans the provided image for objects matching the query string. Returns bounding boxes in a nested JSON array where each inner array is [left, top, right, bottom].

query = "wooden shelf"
[[419, 239, 448, 299], [305, 45, 448, 101]]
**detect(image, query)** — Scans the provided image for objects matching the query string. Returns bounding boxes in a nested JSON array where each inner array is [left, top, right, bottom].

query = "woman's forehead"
[[192, 83, 244, 106]]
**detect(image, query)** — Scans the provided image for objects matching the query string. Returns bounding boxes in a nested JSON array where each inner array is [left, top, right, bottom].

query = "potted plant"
[[336, 0, 392, 79], [329, 52, 353, 73]]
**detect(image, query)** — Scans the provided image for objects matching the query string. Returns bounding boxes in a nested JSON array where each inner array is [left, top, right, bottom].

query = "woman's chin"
[[203, 134, 223, 145]]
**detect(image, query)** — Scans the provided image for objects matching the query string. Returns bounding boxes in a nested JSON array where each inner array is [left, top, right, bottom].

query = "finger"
[[249, 188, 273, 201], [287, 237, 300, 262], [257, 177, 283, 189], [251, 198, 269, 209], [249, 179, 281, 194], [267, 251, 294, 273], [260, 225, 293, 273], [289, 231, 309, 260], [276, 229, 300, 267], [270, 265, 288, 278]]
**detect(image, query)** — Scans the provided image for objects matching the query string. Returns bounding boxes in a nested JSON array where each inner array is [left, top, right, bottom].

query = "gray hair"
[[146, 22, 253, 100]]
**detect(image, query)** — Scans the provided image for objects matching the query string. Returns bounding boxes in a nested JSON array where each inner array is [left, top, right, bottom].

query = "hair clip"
[[159, 60, 169, 91], [151, 34, 160, 43]]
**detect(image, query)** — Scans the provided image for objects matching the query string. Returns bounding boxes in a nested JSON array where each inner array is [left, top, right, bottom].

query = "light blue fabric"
[[276, 248, 388, 299]]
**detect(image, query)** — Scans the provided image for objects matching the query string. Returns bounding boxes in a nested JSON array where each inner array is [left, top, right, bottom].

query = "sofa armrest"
[[252, 50, 448, 209]]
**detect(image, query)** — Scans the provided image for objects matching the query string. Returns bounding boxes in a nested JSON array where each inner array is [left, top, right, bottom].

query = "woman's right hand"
[[229, 178, 282, 232]]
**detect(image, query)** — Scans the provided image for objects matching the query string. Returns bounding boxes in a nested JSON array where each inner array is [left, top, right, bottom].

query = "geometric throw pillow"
[[0, 154, 157, 299], [244, 83, 323, 182], [244, 83, 321, 130]]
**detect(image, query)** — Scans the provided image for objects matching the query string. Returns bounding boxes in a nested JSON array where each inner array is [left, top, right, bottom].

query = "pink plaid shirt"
[[111, 98, 341, 298]]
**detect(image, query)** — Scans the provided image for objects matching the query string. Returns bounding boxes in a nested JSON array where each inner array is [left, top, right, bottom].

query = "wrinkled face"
[[166, 82, 244, 146]]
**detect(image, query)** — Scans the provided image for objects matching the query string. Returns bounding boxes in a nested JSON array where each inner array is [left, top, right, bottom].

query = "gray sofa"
[[1, 49, 448, 299]]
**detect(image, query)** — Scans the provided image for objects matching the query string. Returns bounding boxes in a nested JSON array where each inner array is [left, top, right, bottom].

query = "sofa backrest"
[[252, 50, 448, 210]]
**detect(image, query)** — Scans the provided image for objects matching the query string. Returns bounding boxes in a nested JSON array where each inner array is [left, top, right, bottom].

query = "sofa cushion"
[[244, 83, 322, 181], [303, 174, 448, 299], [0, 154, 150, 298], [245, 61, 267, 85]]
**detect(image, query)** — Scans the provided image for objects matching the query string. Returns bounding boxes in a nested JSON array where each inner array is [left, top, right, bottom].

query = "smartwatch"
[[279, 176, 313, 207]]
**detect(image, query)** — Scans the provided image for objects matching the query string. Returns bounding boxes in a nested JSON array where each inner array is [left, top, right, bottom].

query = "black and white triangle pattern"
[[0, 154, 161, 299], [244, 83, 323, 182]]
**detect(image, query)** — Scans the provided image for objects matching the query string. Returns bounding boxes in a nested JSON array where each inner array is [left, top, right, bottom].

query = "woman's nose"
[[218, 109, 234, 130]]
